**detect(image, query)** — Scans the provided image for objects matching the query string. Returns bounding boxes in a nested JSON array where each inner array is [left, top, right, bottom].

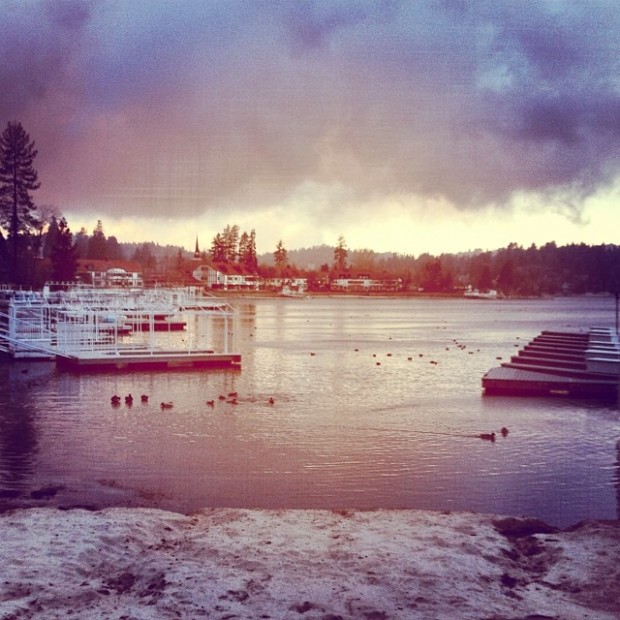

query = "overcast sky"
[[2, 0, 619, 254]]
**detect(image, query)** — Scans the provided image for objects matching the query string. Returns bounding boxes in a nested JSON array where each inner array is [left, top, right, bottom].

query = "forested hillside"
[[258, 242, 620, 296]]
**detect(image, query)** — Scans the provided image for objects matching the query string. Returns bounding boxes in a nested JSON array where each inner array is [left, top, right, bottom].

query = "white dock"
[[0, 286, 241, 371]]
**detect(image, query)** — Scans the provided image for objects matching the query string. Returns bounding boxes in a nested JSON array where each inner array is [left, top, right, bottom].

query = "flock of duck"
[[108, 336, 510, 441], [110, 394, 148, 407], [109, 389, 507, 443], [110, 392, 275, 410], [308, 337, 487, 368], [479, 427, 509, 442]]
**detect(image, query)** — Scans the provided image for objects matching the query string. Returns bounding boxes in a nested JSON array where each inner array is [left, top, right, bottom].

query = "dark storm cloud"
[[0, 0, 618, 219], [0, 0, 93, 116], [469, 0, 620, 208]]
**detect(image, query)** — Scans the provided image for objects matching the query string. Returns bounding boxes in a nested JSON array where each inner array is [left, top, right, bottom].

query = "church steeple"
[[193, 236, 201, 260]]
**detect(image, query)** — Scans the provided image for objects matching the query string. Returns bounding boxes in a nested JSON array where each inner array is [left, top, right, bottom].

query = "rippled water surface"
[[1, 296, 619, 527]]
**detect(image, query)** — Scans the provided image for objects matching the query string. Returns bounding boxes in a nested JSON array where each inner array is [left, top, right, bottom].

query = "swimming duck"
[[160, 402, 173, 410], [125, 394, 133, 405], [140, 394, 148, 403], [111, 395, 121, 405], [501, 427, 509, 437], [206, 400, 215, 407], [479, 432, 496, 442]]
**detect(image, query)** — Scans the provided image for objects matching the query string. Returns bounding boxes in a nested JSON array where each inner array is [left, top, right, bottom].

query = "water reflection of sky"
[[0, 297, 619, 526]]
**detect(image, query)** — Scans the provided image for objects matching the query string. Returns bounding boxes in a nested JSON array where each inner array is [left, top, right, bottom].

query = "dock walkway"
[[56, 349, 241, 371]]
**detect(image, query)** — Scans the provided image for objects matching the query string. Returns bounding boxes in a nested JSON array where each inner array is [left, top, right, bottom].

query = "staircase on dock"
[[482, 328, 620, 398]]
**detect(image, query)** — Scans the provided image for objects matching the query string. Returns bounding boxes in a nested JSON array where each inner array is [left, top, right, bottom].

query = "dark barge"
[[482, 328, 619, 398]]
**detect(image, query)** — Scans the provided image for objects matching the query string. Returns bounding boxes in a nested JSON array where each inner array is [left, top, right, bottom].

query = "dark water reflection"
[[0, 364, 41, 493], [0, 296, 619, 527]]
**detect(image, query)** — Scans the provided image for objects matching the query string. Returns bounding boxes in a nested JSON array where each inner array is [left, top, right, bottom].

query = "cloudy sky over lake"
[[1, 0, 619, 254]]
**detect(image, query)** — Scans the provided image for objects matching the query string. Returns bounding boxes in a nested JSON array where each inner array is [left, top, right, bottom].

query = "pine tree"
[[35, 204, 61, 259], [223, 224, 239, 263], [43, 216, 60, 259], [238, 230, 257, 271], [274, 240, 287, 275], [247, 229, 258, 271], [73, 227, 89, 258], [333, 236, 348, 275], [50, 218, 78, 281], [210, 233, 227, 263], [0, 121, 41, 281], [87, 220, 107, 259], [238, 231, 249, 265], [106, 235, 123, 260]]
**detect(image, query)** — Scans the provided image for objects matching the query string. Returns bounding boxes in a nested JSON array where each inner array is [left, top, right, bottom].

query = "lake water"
[[1, 295, 619, 527]]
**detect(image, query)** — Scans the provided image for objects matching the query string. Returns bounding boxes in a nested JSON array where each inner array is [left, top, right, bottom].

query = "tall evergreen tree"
[[87, 220, 107, 259], [34, 204, 61, 259], [73, 227, 89, 258], [238, 231, 249, 264], [50, 218, 78, 281], [223, 224, 239, 263], [106, 235, 123, 260], [210, 233, 227, 263], [274, 240, 287, 275], [333, 235, 348, 274], [0, 121, 41, 281], [247, 229, 257, 271], [238, 229, 258, 271], [43, 216, 60, 259]]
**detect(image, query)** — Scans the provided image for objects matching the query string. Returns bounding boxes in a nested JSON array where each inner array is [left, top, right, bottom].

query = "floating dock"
[[0, 286, 241, 371], [56, 349, 241, 371], [482, 328, 619, 398]]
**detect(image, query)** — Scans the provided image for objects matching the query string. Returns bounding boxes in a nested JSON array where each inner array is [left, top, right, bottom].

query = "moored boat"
[[464, 287, 499, 300]]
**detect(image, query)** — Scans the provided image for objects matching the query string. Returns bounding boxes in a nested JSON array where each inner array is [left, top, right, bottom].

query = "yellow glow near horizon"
[[64, 182, 618, 258]]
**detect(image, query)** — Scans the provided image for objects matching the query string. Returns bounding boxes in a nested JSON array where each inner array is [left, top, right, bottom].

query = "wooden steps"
[[482, 328, 619, 399]]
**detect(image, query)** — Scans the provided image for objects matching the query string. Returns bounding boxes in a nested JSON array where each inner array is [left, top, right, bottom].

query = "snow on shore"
[[1, 507, 618, 619]]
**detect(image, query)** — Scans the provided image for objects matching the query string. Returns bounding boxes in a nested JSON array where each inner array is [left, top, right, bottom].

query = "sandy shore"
[[1, 507, 618, 620]]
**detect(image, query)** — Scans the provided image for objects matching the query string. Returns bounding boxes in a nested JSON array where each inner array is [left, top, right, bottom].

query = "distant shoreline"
[[210, 289, 611, 300]]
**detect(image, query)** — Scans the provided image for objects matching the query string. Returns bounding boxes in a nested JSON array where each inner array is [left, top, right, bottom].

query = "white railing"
[[0, 287, 236, 359]]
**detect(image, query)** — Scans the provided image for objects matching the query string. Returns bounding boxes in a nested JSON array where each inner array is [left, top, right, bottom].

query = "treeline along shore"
[[3, 204, 620, 298]]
